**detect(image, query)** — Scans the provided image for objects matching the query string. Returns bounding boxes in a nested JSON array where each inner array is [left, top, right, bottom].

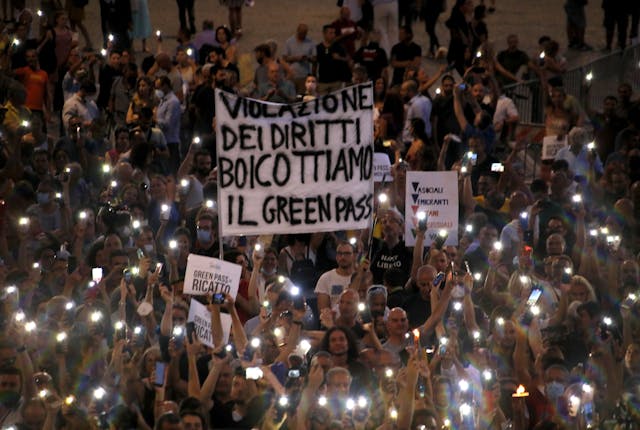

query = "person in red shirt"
[[14, 48, 50, 128]]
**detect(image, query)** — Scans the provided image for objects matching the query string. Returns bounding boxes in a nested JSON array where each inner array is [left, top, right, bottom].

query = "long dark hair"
[[320, 326, 360, 362]]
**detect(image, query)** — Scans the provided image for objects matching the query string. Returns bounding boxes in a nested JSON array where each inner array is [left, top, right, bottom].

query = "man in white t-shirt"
[[315, 242, 355, 311]]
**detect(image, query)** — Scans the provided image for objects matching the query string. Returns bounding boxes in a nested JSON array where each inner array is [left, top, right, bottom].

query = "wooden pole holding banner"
[[367, 174, 386, 260], [214, 132, 224, 260]]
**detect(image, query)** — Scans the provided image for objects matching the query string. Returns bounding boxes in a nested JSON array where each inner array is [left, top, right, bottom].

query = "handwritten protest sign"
[[215, 84, 375, 235], [373, 152, 391, 182], [404, 171, 459, 247], [183, 254, 242, 297], [541, 135, 567, 160], [187, 299, 232, 348]]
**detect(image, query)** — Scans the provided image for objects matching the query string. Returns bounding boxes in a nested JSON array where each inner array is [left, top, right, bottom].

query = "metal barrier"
[[503, 43, 640, 125]]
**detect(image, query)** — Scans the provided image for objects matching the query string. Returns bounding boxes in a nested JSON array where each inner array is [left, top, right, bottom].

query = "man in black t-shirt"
[[353, 29, 389, 83], [390, 25, 421, 87], [495, 34, 538, 87], [371, 209, 412, 286], [431, 74, 460, 146], [314, 24, 350, 94]]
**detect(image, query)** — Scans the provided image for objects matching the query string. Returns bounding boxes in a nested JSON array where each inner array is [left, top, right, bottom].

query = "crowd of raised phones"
[[0, 0, 640, 429]]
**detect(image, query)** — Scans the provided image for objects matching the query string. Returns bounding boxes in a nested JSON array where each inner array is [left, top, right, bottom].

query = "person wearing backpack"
[[278, 234, 319, 295]]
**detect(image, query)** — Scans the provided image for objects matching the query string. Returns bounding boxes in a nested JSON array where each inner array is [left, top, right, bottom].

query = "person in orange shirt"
[[14, 48, 50, 129]]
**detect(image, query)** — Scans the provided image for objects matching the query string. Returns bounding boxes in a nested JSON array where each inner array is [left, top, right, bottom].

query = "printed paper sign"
[[542, 135, 567, 160], [187, 299, 232, 348], [373, 152, 392, 182], [215, 84, 375, 235], [183, 253, 242, 297], [404, 171, 459, 247]]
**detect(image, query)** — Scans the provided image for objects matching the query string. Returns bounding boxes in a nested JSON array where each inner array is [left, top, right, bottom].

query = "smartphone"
[[245, 367, 263, 380], [416, 376, 427, 398], [123, 269, 132, 283], [439, 344, 447, 356], [114, 323, 126, 341], [433, 272, 445, 288], [526, 287, 542, 307], [154, 362, 167, 386], [583, 401, 594, 427], [417, 212, 427, 231], [92, 267, 103, 283], [186, 321, 196, 343], [293, 295, 305, 311], [67, 256, 77, 274], [212, 293, 225, 305], [491, 163, 504, 172], [288, 369, 300, 378], [458, 83, 467, 91], [136, 248, 144, 260]]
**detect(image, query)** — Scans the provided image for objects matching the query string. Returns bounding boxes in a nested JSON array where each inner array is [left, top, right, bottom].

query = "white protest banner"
[[404, 171, 459, 247], [215, 84, 375, 235], [183, 253, 242, 297], [373, 152, 391, 182], [541, 135, 567, 160], [187, 299, 232, 348]]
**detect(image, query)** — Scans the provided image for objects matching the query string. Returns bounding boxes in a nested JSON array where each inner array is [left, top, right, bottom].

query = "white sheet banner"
[[183, 253, 242, 297], [404, 171, 459, 247], [215, 84, 375, 235], [187, 299, 232, 348]]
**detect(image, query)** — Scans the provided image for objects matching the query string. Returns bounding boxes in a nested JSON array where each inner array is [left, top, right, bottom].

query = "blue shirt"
[[156, 91, 181, 144], [403, 93, 432, 142], [554, 145, 603, 178]]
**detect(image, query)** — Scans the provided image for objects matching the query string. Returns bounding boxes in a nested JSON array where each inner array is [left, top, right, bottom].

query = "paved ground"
[[25, 0, 612, 76]]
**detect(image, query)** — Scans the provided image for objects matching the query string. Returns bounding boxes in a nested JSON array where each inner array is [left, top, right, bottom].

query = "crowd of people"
[[0, 0, 639, 429]]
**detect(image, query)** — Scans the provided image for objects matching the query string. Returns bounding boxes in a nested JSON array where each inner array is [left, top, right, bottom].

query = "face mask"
[[305, 82, 317, 93], [0, 390, 21, 408], [37, 192, 50, 204], [545, 381, 565, 402], [143, 244, 154, 254], [261, 267, 277, 276], [231, 410, 243, 422], [452, 284, 465, 299], [155, 89, 164, 99], [197, 229, 212, 244], [118, 226, 132, 237], [197, 167, 211, 177]]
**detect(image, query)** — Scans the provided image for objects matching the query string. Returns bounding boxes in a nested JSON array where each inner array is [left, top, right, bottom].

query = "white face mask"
[[143, 244, 154, 254], [231, 410, 243, 422]]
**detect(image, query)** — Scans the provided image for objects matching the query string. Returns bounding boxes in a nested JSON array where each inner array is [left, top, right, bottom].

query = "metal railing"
[[503, 43, 640, 126]]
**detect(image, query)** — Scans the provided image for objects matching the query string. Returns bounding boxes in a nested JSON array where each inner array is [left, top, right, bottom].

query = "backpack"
[[285, 248, 318, 293]]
